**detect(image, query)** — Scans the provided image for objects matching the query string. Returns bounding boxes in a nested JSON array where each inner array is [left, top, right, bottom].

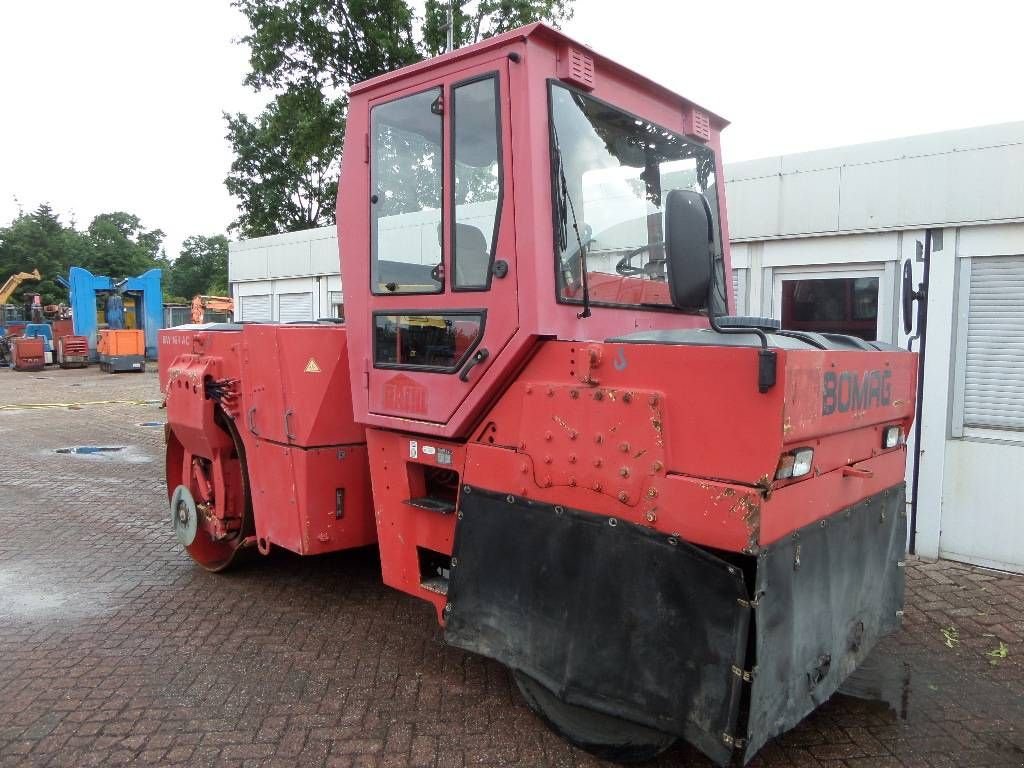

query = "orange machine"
[[97, 329, 145, 373], [191, 295, 234, 324]]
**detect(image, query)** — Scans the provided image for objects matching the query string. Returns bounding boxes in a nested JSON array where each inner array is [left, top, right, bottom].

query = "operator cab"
[[339, 23, 732, 438]]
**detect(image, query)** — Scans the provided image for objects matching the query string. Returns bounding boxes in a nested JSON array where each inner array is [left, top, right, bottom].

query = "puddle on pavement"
[[0, 569, 107, 620], [50, 444, 151, 463], [836, 650, 913, 719], [56, 446, 126, 455]]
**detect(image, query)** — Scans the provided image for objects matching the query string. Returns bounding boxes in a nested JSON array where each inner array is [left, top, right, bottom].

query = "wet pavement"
[[1, 365, 1023, 767]]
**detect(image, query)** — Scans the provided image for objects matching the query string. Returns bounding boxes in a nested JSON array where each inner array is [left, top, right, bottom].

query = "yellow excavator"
[[0, 268, 41, 305]]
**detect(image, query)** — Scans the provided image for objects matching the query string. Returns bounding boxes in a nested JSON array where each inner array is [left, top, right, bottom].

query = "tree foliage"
[[168, 235, 230, 299], [225, 86, 347, 238], [226, 0, 573, 237], [0, 205, 227, 307], [85, 212, 168, 278]]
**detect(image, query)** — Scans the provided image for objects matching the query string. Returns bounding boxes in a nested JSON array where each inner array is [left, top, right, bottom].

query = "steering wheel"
[[615, 242, 665, 276]]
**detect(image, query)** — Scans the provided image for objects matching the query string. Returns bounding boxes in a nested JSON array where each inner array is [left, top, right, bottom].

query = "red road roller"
[[159, 24, 917, 764]]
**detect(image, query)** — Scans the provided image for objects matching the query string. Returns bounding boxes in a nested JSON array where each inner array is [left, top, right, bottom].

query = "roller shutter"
[[278, 292, 313, 323], [239, 294, 271, 322], [731, 268, 747, 315], [963, 255, 1024, 430]]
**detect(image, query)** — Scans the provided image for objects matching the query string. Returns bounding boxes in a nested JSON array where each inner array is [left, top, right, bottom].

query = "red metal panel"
[[783, 350, 917, 443], [479, 340, 788, 486], [758, 450, 908, 546], [249, 441, 376, 556], [240, 325, 289, 444], [364, 428, 463, 622], [164, 354, 235, 459], [274, 325, 364, 447], [464, 441, 761, 553]]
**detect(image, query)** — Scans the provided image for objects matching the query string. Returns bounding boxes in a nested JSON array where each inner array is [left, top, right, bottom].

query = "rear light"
[[883, 425, 903, 449], [775, 448, 814, 480]]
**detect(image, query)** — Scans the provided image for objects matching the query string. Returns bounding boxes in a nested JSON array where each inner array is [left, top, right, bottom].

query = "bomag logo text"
[[822, 369, 892, 415]]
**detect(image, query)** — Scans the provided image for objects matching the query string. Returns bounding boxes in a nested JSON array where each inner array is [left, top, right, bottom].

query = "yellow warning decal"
[[304, 358, 321, 373]]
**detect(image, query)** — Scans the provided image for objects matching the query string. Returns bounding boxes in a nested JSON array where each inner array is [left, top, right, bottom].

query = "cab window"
[[452, 74, 502, 290], [370, 88, 444, 295], [549, 82, 723, 311], [374, 313, 484, 371]]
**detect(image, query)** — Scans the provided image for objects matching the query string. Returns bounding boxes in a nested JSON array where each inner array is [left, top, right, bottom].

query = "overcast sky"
[[1, 0, 1021, 259]]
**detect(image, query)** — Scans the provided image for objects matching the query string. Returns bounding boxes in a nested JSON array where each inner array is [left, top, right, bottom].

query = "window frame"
[[369, 85, 446, 297], [951, 254, 1024, 442], [371, 308, 488, 374], [450, 71, 504, 292], [546, 79, 725, 315]]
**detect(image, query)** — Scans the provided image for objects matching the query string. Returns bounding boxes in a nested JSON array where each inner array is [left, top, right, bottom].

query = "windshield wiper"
[[552, 124, 591, 319]]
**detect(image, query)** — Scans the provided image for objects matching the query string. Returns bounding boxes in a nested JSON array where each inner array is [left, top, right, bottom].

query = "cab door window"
[[452, 74, 502, 290], [370, 88, 444, 294]]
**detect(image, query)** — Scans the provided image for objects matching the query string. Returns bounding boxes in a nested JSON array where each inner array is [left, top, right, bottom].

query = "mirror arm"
[[705, 247, 777, 394]]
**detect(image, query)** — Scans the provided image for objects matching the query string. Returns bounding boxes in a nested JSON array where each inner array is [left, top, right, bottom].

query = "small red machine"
[[160, 25, 917, 765], [56, 335, 89, 368], [11, 336, 45, 371]]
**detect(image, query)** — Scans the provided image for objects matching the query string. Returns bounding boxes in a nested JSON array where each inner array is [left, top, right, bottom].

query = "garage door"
[[279, 292, 313, 323], [239, 294, 271, 322]]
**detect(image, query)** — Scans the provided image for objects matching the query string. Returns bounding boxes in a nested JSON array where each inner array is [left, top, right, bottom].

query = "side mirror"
[[902, 259, 914, 335], [664, 189, 713, 310]]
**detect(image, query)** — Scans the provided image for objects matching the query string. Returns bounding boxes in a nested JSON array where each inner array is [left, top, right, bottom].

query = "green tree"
[[84, 212, 167, 278], [226, 0, 573, 237], [421, 0, 572, 57], [225, 86, 347, 238], [0, 206, 171, 308], [168, 235, 230, 299], [0, 204, 86, 304]]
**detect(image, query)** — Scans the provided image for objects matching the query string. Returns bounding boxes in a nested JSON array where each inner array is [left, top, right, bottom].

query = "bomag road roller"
[[160, 23, 917, 765]]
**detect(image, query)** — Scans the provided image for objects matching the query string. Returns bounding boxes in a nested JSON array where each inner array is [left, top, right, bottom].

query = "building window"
[[780, 277, 879, 340], [373, 313, 483, 372], [329, 291, 344, 320], [956, 255, 1024, 434], [370, 88, 444, 294]]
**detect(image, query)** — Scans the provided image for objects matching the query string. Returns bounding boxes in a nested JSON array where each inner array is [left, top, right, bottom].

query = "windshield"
[[549, 83, 724, 311]]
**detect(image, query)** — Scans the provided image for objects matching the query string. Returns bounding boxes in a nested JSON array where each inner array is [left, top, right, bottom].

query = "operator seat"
[[453, 223, 490, 287]]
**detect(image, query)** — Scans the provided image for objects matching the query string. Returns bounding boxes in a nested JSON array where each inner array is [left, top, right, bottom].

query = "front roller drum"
[[513, 671, 676, 763], [165, 417, 254, 572]]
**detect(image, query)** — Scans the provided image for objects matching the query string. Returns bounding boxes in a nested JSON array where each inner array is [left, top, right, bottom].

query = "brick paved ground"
[[1, 365, 1023, 768]]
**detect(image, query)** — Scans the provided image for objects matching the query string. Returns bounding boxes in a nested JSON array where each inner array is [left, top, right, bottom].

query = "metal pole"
[[446, 1, 455, 52], [908, 229, 931, 556]]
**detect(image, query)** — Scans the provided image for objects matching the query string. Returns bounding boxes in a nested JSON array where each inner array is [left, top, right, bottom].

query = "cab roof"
[[349, 22, 728, 130]]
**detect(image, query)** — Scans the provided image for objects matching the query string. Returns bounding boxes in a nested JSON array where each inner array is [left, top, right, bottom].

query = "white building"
[[229, 226, 344, 322], [229, 121, 1024, 573]]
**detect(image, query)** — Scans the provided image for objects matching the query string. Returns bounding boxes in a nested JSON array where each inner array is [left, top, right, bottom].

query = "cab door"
[[365, 58, 517, 428]]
